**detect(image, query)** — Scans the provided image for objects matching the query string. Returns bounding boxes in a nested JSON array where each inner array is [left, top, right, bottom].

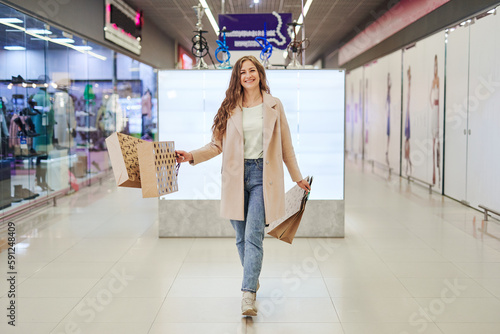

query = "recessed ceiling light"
[[52, 38, 75, 43], [0, 18, 23, 24], [26, 28, 52, 35], [73, 45, 93, 51], [4, 46, 26, 51]]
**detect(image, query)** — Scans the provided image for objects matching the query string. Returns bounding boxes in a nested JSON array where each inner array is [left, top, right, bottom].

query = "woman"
[[175, 55, 311, 317]]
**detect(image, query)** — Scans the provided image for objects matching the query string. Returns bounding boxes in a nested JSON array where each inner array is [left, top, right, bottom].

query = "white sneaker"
[[241, 291, 257, 316]]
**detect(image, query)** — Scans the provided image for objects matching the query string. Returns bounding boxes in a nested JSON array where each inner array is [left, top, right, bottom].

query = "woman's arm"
[[175, 134, 222, 165], [276, 99, 310, 192]]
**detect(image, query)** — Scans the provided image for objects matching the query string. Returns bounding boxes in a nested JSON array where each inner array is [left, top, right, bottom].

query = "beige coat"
[[190, 92, 303, 224]]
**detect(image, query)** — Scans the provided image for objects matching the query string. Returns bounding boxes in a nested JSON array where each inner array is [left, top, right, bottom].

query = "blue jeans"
[[230, 158, 266, 293]]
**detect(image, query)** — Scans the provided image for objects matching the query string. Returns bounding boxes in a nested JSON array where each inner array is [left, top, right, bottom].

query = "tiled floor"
[[1, 159, 500, 333]]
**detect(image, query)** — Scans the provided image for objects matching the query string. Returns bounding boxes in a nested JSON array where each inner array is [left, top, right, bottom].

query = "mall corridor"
[[1, 159, 499, 334]]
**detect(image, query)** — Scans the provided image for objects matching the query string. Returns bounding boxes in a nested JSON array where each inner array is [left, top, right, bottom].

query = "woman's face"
[[240, 60, 260, 92]]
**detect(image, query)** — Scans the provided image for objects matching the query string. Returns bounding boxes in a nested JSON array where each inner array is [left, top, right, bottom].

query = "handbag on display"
[[266, 176, 313, 244]]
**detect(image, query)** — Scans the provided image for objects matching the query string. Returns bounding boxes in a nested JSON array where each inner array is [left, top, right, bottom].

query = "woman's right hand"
[[175, 150, 193, 163]]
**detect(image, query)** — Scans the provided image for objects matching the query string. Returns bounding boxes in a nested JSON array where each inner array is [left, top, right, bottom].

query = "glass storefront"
[[0, 3, 157, 215]]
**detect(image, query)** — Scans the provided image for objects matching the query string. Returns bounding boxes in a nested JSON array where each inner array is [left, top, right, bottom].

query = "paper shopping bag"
[[137, 141, 179, 198], [267, 176, 313, 244], [106, 132, 144, 188]]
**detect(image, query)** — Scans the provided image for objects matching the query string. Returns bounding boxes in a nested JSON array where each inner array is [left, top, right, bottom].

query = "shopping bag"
[[137, 141, 179, 198], [267, 176, 313, 244], [106, 132, 144, 188]]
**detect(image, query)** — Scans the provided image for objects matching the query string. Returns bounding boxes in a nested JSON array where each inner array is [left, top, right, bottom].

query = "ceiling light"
[[51, 38, 75, 43], [254, 0, 259, 3], [487, 9, 495, 14], [73, 45, 93, 51], [26, 28, 52, 35], [4, 46, 26, 51], [0, 18, 23, 24], [0, 21, 106, 61], [295, 0, 314, 35], [199, 0, 220, 35]]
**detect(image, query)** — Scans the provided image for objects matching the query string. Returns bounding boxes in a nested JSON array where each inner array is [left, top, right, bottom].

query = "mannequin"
[[53, 86, 76, 149]]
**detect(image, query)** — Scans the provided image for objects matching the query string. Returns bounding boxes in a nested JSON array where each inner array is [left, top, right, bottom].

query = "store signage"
[[219, 13, 292, 51], [104, 0, 143, 55]]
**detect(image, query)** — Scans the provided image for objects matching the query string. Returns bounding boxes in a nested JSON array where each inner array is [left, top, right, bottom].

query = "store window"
[[0, 3, 157, 215]]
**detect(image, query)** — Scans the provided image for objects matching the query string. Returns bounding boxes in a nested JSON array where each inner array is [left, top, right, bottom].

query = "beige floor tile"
[[51, 322, 151, 334], [319, 260, 395, 279], [167, 277, 243, 297], [0, 322, 57, 334], [155, 297, 243, 323], [86, 276, 174, 298], [415, 297, 500, 323], [476, 278, 500, 298], [0, 297, 80, 323], [342, 322, 443, 334], [252, 298, 339, 323], [149, 321, 246, 334], [386, 262, 468, 278], [18, 278, 99, 298], [453, 262, 500, 278], [332, 297, 427, 323], [257, 277, 330, 298], [31, 262, 115, 279], [63, 297, 163, 323], [374, 248, 448, 262], [177, 261, 243, 277], [260, 261, 323, 277], [246, 322, 344, 334], [399, 278, 493, 298], [324, 277, 411, 298], [436, 323, 500, 334]]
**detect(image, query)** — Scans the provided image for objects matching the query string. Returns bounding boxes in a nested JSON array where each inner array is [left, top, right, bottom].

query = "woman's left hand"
[[297, 179, 311, 193]]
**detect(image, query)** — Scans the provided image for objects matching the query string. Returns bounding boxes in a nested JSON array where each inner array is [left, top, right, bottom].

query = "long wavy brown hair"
[[211, 55, 270, 141]]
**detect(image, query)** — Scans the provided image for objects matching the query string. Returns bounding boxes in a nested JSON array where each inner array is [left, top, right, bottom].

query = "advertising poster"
[[345, 67, 364, 158], [363, 50, 402, 175], [401, 31, 445, 192]]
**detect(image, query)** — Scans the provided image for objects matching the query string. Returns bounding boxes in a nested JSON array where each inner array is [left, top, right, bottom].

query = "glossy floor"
[[1, 160, 500, 333]]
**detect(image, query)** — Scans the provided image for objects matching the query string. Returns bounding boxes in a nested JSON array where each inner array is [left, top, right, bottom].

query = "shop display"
[[191, 2, 210, 69], [255, 23, 273, 68], [215, 27, 232, 69], [286, 21, 309, 69], [0, 1, 157, 213]]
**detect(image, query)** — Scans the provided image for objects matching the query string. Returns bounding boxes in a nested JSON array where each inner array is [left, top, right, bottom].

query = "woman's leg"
[[231, 185, 249, 266], [241, 161, 265, 293]]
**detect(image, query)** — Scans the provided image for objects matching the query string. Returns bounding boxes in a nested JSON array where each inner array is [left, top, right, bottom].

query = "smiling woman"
[[174, 55, 311, 317]]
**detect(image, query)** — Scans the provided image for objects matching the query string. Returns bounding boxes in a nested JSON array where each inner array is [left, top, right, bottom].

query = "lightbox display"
[[158, 70, 345, 201]]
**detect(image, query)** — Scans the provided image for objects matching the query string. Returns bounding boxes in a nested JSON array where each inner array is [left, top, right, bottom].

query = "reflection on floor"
[[1, 159, 500, 334]]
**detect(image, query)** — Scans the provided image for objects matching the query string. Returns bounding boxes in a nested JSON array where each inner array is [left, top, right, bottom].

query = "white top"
[[242, 104, 264, 159]]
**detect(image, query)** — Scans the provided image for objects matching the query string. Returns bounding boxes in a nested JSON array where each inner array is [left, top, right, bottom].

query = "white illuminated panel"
[[158, 69, 345, 200]]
